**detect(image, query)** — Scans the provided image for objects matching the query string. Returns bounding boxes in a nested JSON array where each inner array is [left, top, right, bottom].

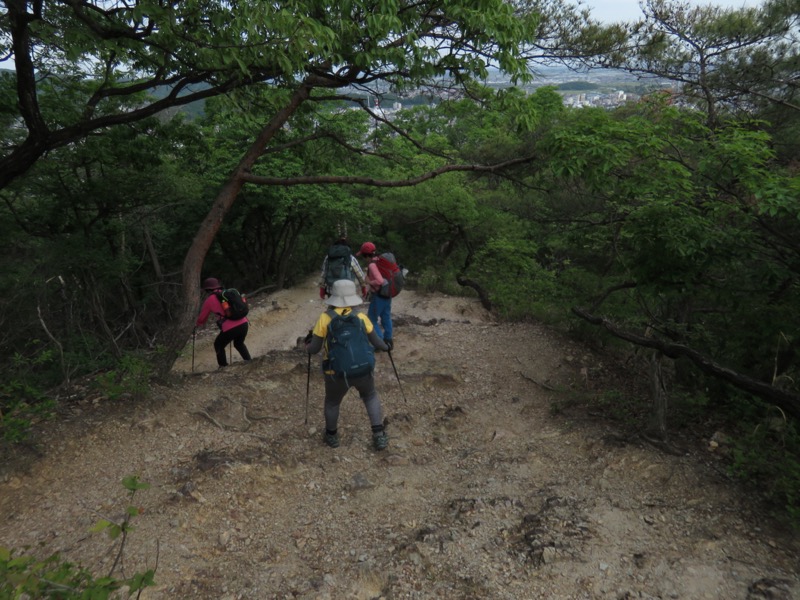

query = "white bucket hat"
[[326, 279, 362, 307]]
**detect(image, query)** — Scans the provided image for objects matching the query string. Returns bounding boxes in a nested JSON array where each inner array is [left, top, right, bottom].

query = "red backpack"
[[375, 253, 405, 298]]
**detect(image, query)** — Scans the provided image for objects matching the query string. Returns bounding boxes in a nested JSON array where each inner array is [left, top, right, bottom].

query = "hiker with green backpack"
[[319, 236, 368, 300], [304, 279, 390, 451], [196, 277, 252, 369]]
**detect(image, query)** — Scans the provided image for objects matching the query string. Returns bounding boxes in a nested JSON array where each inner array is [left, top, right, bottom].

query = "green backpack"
[[324, 244, 353, 289]]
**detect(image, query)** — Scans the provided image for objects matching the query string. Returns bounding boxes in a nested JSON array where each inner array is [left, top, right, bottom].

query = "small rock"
[[491, 429, 516, 442], [349, 473, 374, 490], [218, 530, 231, 547], [136, 419, 159, 432], [541, 546, 558, 563], [747, 578, 793, 600]]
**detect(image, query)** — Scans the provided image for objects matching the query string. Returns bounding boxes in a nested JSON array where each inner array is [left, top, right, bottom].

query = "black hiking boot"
[[324, 431, 340, 448], [372, 431, 389, 451]]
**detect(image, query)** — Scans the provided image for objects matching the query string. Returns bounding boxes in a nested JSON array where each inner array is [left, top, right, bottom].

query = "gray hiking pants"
[[323, 371, 383, 432]]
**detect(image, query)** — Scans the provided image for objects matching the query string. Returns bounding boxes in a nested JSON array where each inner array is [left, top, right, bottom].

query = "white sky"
[[586, 0, 765, 22]]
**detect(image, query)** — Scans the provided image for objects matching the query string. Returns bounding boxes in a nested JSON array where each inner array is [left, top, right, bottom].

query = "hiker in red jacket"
[[196, 277, 252, 368], [357, 241, 394, 351]]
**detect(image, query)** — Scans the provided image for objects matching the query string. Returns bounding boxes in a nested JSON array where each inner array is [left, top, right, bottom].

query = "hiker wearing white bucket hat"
[[325, 279, 364, 307], [305, 279, 390, 451]]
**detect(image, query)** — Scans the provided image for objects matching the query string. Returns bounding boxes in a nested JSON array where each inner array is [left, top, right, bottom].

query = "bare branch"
[[37, 304, 68, 385], [571, 306, 800, 419]]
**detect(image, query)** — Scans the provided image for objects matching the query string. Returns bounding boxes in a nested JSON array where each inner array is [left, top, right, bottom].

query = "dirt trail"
[[1, 276, 798, 599]]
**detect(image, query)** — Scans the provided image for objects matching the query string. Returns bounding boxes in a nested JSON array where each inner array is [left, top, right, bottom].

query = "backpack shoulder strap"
[[325, 307, 344, 329]]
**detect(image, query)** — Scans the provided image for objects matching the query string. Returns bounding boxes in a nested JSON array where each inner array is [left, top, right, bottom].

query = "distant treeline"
[[557, 81, 600, 91]]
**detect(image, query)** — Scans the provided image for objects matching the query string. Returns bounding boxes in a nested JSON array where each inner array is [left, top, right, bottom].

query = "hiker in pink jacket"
[[196, 277, 251, 368]]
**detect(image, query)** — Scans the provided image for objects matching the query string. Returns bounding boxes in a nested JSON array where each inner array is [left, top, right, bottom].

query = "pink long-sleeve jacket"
[[196, 293, 248, 332]]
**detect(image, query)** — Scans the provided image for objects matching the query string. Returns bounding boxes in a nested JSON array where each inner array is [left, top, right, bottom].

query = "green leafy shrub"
[[731, 412, 800, 528], [668, 389, 712, 429], [0, 548, 154, 599], [0, 476, 156, 598], [589, 388, 644, 425], [93, 355, 151, 402], [0, 348, 58, 443], [415, 266, 467, 296], [471, 236, 557, 321]]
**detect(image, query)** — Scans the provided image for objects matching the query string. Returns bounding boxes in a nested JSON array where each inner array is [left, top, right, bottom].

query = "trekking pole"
[[191, 327, 196, 373], [387, 350, 408, 403], [305, 352, 311, 424]]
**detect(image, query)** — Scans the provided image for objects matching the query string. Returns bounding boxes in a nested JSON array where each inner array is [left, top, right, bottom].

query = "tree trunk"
[[648, 351, 668, 441], [143, 224, 164, 281], [155, 83, 314, 375], [456, 275, 493, 311], [275, 219, 305, 289]]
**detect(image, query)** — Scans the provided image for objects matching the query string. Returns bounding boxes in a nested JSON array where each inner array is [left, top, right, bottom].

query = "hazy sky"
[[586, 0, 764, 22]]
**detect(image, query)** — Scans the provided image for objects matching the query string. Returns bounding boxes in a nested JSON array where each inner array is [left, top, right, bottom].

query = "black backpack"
[[323, 309, 375, 380], [375, 253, 405, 298], [324, 244, 353, 289], [215, 289, 249, 320]]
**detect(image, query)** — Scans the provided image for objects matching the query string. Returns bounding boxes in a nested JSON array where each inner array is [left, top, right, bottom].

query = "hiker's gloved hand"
[[304, 332, 313, 345], [361, 286, 368, 299], [319, 287, 326, 299], [385, 338, 393, 352]]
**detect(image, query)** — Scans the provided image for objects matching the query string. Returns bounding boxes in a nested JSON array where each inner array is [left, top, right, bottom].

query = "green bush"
[[0, 349, 58, 443], [731, 413, 800, 528], [0, 476, 156, 598], [93, 355, 151, 402], [415, 266, 467, 296], [0, 548, 154, 599], [471, 236, 557, 321]]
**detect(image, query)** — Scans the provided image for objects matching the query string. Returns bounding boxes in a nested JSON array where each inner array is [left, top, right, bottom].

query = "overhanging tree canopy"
[[613, 0, 800, 127], [0, 0, 558, 188]]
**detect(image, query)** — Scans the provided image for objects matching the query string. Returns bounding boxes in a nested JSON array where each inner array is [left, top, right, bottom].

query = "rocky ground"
[[1, 276, 798, 599]]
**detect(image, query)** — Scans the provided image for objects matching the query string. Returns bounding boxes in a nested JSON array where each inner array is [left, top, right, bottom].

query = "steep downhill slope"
[[1, 276, 798, 599]]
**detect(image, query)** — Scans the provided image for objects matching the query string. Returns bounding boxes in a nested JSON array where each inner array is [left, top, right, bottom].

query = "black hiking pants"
[[214, 322, 251, 366]]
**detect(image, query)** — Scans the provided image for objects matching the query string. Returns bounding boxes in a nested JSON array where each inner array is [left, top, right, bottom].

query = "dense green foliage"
[[557, 81, 599, 91]]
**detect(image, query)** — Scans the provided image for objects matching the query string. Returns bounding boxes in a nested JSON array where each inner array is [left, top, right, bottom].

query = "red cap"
[[357, 242, 376, 256], [202, 277, 222, 291]]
